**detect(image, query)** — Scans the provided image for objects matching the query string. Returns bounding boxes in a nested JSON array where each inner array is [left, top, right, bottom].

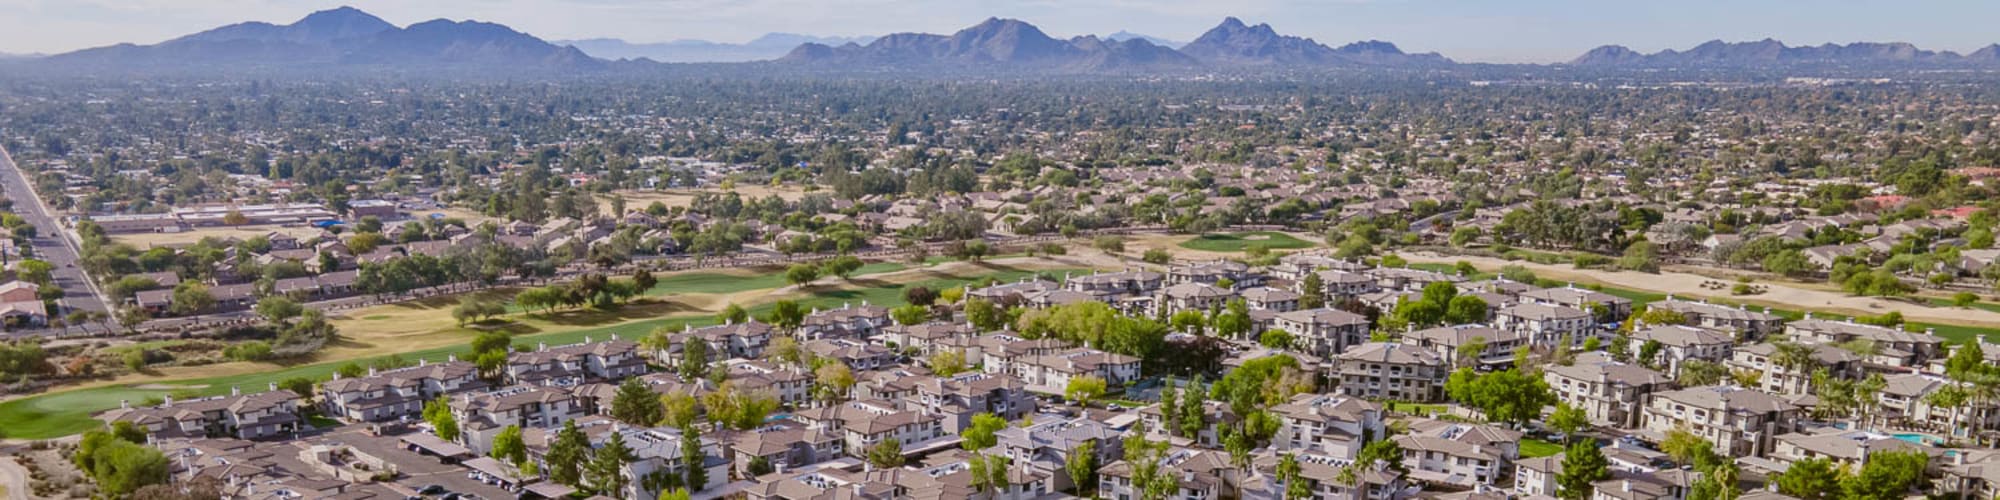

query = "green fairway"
[[1178, 232, 1314, 252], [644, 262, 906, 296], [0, 264, 1084, 440]]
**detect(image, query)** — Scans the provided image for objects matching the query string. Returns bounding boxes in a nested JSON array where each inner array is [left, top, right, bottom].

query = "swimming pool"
[[1891, 433, 1944, 446]]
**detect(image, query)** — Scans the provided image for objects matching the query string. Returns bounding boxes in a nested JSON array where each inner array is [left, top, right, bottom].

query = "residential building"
[[1641, 385, 1802, 458], [1545, 352, 1674, 428], [1333, 342, 1447, 402]]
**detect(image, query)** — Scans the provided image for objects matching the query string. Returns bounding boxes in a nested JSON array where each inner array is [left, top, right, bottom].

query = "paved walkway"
[[0, 456, 32, 500]]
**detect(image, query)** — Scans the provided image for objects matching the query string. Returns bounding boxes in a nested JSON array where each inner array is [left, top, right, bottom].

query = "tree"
[[424, 395, 460, 441], [661, 392, 700, 429], [1620, 241, 1660, 272], [77, 432, 170, 497], [681, 424, 708, 491], [680, 337, 711, 381], [747, 456, 775, 477], [1260, 329, 1295, 349], [491, 425, 528, 466], [1065, 375, 1107, 408], [1548, 403, 1590, 442], [1556, 440, 1612, 500], [766, 300, 807, 330], [965, 297, 1005, 331], [785, 263, 821, 287], [960, 412, 1008, 450], [1213, 299, 1253, 339], [169, 281, 217, 317], [1299, 272, 1325, 309], [547, 420, 591, 487], [927, 350, 969, 376], [767, 336, 806, 368], [611, 377, 667, 426], [822, 255, 864, 280], [1661, 428, 1719, 466], [890, 303, 929, 325], [1839, 450, 1928, 500], [589, 431, 636, 498], [1773, 456, 1841, 500], [866, 439, 905, 468], [815, 363, 855, 404], [1065, 440, 1097, 496], [1445, 295, 1489, 324], [16, 259, 53, 285], [1443, 368, 1555, 427], [717, 304, 748, 324], [633, 269, 658, 292], [1093, 235, 1126, 253], [254, 295, 304, 327], [1277, 452, 1311, 499]]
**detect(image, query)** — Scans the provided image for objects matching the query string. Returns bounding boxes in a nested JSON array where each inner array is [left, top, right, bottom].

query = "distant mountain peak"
[[1570, 38, 1978, 67], [47, 6, 601, 72]]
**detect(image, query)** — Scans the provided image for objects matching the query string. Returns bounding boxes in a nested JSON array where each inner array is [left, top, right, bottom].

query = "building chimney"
[[368, 367, 379, 377], [611, 333, 620, 341], [539, 342, 549, 352], [585, 336, 593, 343], [331, 371, 341, 380], [163, 395, 174, 407], [449, 354, 458, 362], [268, 382, 278, 392], [121, 400, 130, 409], [231, 386, 241, 396]]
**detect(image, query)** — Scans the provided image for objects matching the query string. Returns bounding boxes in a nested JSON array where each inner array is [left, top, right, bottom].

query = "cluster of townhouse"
[[94, 245, 2000, 500]]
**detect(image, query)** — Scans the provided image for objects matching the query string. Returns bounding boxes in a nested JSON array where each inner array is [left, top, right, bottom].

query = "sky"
[[2, 0, 1998, 63]]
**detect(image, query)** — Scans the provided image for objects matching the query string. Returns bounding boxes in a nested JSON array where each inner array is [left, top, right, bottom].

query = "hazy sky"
[[4, 0, 1998, 63]]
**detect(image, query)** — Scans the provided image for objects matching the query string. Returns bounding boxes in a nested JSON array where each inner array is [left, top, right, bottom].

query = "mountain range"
[[557, 34, 877, 63], [17, 6, 2000, 75], [777, 17, 1448, 71], [1572, 39, 2000, 67], [41, 6, 599, 71]]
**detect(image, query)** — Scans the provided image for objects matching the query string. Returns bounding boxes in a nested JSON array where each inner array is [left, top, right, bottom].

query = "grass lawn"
[[1178, 232, 1314, 252], [643, 262, 906, 296], [1520, 438, 1565, 458], [0, 264, 1088, 440], [1387, 402, 1449, 416]]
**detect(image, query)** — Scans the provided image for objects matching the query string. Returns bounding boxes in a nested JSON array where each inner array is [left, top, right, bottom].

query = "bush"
[[1142, 248, 1172, 264], [223, 341, 273, 361], [1952, 292, 1981, 308], [1571, 253, 1611, 269]]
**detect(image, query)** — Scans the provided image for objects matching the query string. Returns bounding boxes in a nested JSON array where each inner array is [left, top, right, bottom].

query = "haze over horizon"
[[5, 0, 2000, 63]]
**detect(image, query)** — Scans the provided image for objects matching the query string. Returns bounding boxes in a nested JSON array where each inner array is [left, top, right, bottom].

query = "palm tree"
[[1924, 385, 1969, 439], [1768, 341, 1819, 393], [1852, 374, 1887, 429]]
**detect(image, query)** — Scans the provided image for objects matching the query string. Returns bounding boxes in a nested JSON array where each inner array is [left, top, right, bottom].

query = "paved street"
[[0, 143, 108, 317]]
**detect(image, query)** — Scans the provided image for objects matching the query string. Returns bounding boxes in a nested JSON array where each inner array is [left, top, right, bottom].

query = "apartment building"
[[1275, 307, 1373, 358], [1641, 386, 1801, 458], [1333, 342, 1447, 402], [1545, 352, 1674, 428]]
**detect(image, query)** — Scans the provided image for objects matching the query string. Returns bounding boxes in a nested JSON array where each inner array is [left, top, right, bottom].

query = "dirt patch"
[[602, 186, 812, 213], [1408, 251, 2000, 328]]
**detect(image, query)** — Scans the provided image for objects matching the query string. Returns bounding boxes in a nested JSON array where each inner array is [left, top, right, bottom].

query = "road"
[[0, 143, 108, 317]]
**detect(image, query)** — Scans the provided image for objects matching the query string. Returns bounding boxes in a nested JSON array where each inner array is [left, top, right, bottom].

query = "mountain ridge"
[[44, 5, 600, 71], [1572, 39, 1977, 66]]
